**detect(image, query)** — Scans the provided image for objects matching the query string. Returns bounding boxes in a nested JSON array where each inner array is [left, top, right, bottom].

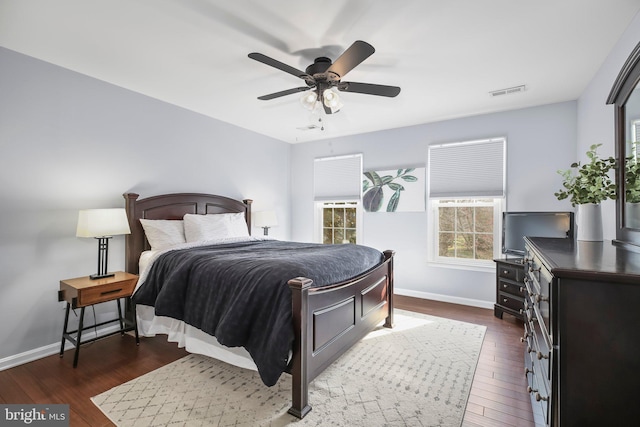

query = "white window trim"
[[427, 198, 504, 271], [314, 201, 363, 244]]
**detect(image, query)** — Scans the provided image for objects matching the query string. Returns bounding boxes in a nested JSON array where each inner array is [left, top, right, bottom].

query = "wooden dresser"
[[523, 237, 640, 427]]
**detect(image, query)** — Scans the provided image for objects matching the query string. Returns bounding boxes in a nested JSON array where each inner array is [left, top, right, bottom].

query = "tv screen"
[[502, 211, 574, 256]]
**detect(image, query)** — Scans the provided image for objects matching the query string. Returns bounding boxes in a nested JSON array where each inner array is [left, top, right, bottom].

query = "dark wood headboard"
[[123, 192, 253, 274]]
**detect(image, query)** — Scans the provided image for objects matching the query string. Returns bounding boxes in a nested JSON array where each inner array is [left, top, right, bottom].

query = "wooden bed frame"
[[123, 192, 395, 418]]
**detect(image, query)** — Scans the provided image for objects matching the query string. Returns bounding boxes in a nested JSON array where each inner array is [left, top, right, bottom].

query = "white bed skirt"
[[136, 304, 258, 371]]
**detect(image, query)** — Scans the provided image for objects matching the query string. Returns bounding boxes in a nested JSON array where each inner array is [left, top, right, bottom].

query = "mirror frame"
[[607, 41, 640, 250]]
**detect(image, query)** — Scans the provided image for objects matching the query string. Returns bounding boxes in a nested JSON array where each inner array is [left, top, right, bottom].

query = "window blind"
[[313, 154, 363, 201], [428, 138, 506, 198]]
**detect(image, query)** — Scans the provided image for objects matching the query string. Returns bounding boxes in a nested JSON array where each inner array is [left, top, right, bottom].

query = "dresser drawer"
[[530, 353, 550, 426]]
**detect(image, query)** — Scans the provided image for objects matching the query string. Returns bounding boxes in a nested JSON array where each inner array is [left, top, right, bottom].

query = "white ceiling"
[[2, 0, 639, 144]]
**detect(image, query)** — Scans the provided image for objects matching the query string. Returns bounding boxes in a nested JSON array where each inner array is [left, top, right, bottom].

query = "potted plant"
[[554, 143, 616, 241]]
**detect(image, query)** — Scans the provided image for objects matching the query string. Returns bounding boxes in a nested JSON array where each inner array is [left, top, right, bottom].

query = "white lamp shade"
[[253, 210, 278, 228], [323, 88, 343, 113], [300, 90, 318, 110], [76, 208, 131, 238]]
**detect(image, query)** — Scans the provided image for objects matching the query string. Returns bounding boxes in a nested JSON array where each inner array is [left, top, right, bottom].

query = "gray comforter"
[[132, 239, 383, 386]]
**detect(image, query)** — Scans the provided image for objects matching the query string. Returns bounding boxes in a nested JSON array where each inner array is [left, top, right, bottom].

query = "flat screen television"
[[502, 211, 574, 256]]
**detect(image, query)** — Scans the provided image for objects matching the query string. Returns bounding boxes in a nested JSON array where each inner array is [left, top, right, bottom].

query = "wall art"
[[362, 167, 426, 212]]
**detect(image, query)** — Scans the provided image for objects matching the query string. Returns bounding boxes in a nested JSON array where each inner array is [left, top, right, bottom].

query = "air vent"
[[489, 85, 526, 97]]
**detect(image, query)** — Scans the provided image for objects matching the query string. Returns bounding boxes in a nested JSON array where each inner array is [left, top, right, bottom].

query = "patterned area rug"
[[92, 310, 486, 426]]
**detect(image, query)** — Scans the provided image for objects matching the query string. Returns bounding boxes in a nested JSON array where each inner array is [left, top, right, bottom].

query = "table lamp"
[[76, 208, 131, 279], [253, 210, 278, 236]]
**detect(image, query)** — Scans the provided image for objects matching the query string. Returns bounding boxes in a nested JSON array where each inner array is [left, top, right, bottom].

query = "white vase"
[[576, 203, 603, 241]]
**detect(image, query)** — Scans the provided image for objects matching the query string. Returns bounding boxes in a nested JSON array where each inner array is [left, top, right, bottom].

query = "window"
[[319, 202, 360, 244], [313, 154, 363, 244], [428, 138, 506, 268], [432, 198, 502, 265]]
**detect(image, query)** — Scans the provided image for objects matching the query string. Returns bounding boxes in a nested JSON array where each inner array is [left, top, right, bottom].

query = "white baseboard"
[[0, 324, 122, 372], [394, 287, 494, 310]]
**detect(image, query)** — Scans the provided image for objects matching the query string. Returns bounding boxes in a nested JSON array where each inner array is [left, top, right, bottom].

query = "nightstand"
[[493, 258, 526, 321], [58, 271, 139, 367]]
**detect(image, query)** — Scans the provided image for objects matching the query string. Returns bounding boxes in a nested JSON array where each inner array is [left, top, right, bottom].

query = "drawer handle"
[[100, 288, 123, 296], [537, 351, 549, 360], [524, 367, 534, 377], [527, 386, 537, 393], [535, 392, 549, 402], [502, 270, 509, 275], [529, 266, 541, 273], [502, 284, 508, 289], [526, 311, 534, 322], [535, 294, 549, 303]]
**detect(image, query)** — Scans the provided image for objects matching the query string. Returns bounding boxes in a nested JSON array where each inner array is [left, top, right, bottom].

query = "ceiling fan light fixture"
[[300, 90, 318, 110], [323, 88, 343, 113]]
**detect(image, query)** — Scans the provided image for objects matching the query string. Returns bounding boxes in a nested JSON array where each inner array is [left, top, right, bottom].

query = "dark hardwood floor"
[[0, 296, 534, 426]]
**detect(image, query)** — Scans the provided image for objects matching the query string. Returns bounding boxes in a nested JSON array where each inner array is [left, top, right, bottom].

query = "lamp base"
[[90, 272, 115, 280]]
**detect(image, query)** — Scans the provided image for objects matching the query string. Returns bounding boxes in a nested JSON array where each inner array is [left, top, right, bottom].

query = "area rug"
[[92, 310, 486, 426]]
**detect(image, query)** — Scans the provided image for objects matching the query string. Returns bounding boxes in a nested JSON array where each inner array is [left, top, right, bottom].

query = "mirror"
[[607, 41, 640, 249], [624, 84, 640, 230]]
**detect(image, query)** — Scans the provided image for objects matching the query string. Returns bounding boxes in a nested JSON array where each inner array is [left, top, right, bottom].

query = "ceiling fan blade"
[[257, 87, 311, 100], [337, 81, 401, 97], [326, 40, 375, 78], [248, 52, 311, 80]]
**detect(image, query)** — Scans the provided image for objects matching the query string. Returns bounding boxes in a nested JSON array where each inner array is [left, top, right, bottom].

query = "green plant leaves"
[[555, 144, 616, 206], [387, 189, 401, 212], [363, 186, 384, 212], [362, 168, 420, 212]]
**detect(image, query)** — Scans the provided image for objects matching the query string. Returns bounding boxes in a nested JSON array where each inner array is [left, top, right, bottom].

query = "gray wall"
[[0, 47, 291, 366], [577, 11, 640, 238], [291, 102, 577, 305]]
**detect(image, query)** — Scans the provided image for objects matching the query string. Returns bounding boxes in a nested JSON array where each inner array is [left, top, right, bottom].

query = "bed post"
[[123, 193, 140, 274], [287, 276, 313, 419], [242, 199, 253, 235], [383, 250, 395, 329]]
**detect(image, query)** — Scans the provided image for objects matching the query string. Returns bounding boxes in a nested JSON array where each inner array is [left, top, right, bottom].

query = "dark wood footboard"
[[287, 249, 395, 418]]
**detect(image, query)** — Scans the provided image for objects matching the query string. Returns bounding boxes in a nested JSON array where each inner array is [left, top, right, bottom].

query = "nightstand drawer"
[[79, 278, 136, 306], [498, 263, 524, 282], [498, 279, 525, 296], [497, 291, 524, 312]]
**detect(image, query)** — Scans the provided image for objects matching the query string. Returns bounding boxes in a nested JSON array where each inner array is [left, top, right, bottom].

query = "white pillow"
[[183, 213, 249, 242], [139, 219, 186, 250], [226, 212, 250, 237]]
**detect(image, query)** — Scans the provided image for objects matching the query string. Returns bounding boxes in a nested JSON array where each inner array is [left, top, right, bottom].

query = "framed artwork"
[[362, 167, 426, 212]]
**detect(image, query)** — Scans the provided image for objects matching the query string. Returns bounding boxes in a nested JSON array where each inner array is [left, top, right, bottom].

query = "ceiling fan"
[[248, 40, 401, 114]]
